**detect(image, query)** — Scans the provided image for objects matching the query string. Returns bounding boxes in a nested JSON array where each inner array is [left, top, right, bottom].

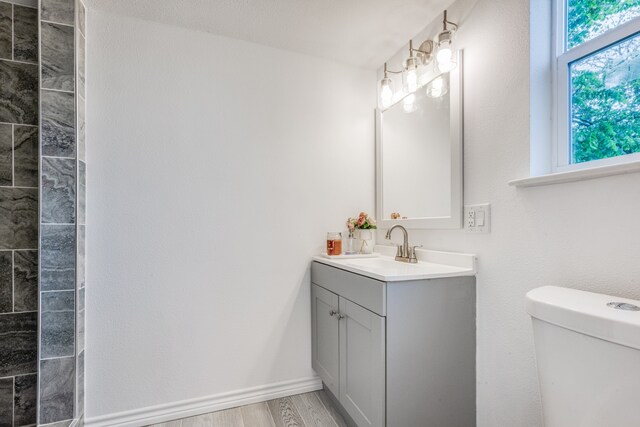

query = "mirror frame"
[[375, 51, 463, 230]]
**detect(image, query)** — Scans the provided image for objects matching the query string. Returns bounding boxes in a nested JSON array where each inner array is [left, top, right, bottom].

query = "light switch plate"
[[464, 204, 491, 233]]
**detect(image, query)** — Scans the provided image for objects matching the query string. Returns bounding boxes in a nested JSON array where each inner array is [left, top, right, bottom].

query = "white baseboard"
[[84, 376, 322, 427]]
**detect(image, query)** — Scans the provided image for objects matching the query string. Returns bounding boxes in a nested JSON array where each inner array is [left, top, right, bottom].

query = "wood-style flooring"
[[150, 391, 348, 427]]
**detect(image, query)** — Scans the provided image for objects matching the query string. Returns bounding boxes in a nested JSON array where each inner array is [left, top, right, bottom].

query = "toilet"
[[526, 286, 640, 427]]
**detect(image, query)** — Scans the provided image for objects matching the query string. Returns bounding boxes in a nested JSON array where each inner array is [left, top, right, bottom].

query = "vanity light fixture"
[[380, 63, 397, 109], [435, 10, 459, 73], [380, 40, 434, 108], [378, 10, 458, 108], [403, 40, 425, 93]]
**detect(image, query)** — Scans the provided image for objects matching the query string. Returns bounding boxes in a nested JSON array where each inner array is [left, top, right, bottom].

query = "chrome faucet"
[[385, 225, 420, 263]]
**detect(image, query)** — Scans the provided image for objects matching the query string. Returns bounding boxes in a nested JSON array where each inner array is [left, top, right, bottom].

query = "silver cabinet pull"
[[337, 314, 345, 320], [329, 310, 338, 317]]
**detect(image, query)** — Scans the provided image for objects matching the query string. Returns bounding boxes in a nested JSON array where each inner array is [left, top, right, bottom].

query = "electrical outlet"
[[464, 204, 491, 233], [466, 209, 475, 228]]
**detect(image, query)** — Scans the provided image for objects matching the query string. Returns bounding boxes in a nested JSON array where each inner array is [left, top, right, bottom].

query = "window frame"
[[553, 0, 640, 172]]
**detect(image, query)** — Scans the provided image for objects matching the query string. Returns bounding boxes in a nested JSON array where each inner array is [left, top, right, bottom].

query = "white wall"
[[85, 10, 375, 420], [379, 0, 640, 426]]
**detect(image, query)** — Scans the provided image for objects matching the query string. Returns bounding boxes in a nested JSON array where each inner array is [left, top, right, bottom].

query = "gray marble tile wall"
[[0, 1, 38, 426], [75, 1, 86, 424], [38, 0, 85, 425]]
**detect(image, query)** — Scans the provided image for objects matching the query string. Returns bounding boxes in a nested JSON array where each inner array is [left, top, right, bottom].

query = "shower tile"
[[39, 357, 75, 425], [77, 87, 85, 159], [0, 60, 38, 125], [41, 310, 75, 358], [0, 124, 10, 186], [77, 32, 85, 99], [78, 287, 84, 311], [0, 2, 11, 60], [41, 22, 74, 92], [4, 1, 38, 7], [78, 161, 85, 225], [42, 290, 74, 312], [41, 89, 75, 157], [77, 225, 84, 288], [76, 308, 84, 353], [76, 350, 84, 416], [40, 224, 75, 291], [0, 187, 38, 250], [42, 0, 74, 26], [13, 5, 38, 63], [43, 419, 73, 427], [77, 0, 85, 36], [0, 377, 11, 427], [14, 373, 36, 426], [13, 250, 37, 312], [14, 125, 38, 187], [0, 311, 37, 377], [0, 251, 12, 313], [42, 157, 75, 224]]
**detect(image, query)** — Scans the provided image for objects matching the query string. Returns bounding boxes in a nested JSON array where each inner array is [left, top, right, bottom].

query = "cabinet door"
[[311, 284, 340, 397], [339, 297, 386, 427]]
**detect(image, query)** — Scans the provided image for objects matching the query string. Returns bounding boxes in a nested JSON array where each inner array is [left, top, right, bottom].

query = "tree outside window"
[[562, 1, 640, 164]]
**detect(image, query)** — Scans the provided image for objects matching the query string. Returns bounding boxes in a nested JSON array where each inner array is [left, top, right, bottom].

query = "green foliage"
[[568, 0, 640, 163], [572, 63, 640, 163], [568, 0, 640, 48]]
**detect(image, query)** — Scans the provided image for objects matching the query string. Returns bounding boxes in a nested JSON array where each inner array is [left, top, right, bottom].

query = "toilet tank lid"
[[526, 286, 640, 350]]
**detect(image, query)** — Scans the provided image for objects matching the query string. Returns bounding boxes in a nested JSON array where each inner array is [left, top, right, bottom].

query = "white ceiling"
[[85, 0, 452, 69]]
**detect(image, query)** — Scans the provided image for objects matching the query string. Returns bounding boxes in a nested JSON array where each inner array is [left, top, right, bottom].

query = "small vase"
[[344, 231, 358, 255], [357, 229, 375, 254]]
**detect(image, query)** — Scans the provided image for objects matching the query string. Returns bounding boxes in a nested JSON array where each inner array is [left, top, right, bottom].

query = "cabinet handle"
[[329, 310, 338, 317], [337, 314, 345, 320]]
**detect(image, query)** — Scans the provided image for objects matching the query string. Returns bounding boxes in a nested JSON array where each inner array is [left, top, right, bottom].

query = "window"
[[554, 0, 640, 171]]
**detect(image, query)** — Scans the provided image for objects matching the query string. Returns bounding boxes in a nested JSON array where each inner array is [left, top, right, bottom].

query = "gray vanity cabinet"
[[311, 261, 476, 427], [338, 297, 385, 427], [311, 284, 340, 396], [311, 283, 385, 427]]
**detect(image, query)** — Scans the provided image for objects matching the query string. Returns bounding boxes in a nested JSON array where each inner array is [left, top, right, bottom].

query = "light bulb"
[[403, 93, 417, 113], [379, 77, 394, 108], [406, 69, 418, 93], [437, 46, 452, 66], [403, 56, 420, 94], [436, 36, 457, 72], [426, 75, 448, 98]]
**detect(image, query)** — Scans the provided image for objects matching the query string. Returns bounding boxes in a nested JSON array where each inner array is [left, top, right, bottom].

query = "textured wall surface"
[[0, 1, 38, 425], [38, 0, 86, 424], [85, 10, 376, 421], [75, 0, 87, 421], [378, 0, 640, 426]]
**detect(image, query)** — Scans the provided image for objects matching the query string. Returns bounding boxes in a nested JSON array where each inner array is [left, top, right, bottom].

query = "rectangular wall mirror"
[[376, 52, 463, 229]]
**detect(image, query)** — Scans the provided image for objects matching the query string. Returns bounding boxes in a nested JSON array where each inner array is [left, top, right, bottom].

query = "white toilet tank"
[[526, 286, 640, 427]]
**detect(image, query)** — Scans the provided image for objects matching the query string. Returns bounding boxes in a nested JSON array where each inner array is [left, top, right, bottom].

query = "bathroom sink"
[[313, 245, 476, 282]]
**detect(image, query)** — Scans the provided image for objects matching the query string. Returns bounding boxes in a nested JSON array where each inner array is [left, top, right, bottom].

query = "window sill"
[[509, 160, 640, 187]]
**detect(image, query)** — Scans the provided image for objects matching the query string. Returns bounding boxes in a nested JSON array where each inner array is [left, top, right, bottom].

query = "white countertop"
[[313, 245, 477, 282]]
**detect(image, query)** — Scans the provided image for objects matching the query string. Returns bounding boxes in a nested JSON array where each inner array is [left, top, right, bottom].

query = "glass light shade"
[[426, 75, 448, 98], [403, 93, 418, 113], [403, 56, 420, 93], [436, 32, 457, 72], [379, 77, 394, 108]]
